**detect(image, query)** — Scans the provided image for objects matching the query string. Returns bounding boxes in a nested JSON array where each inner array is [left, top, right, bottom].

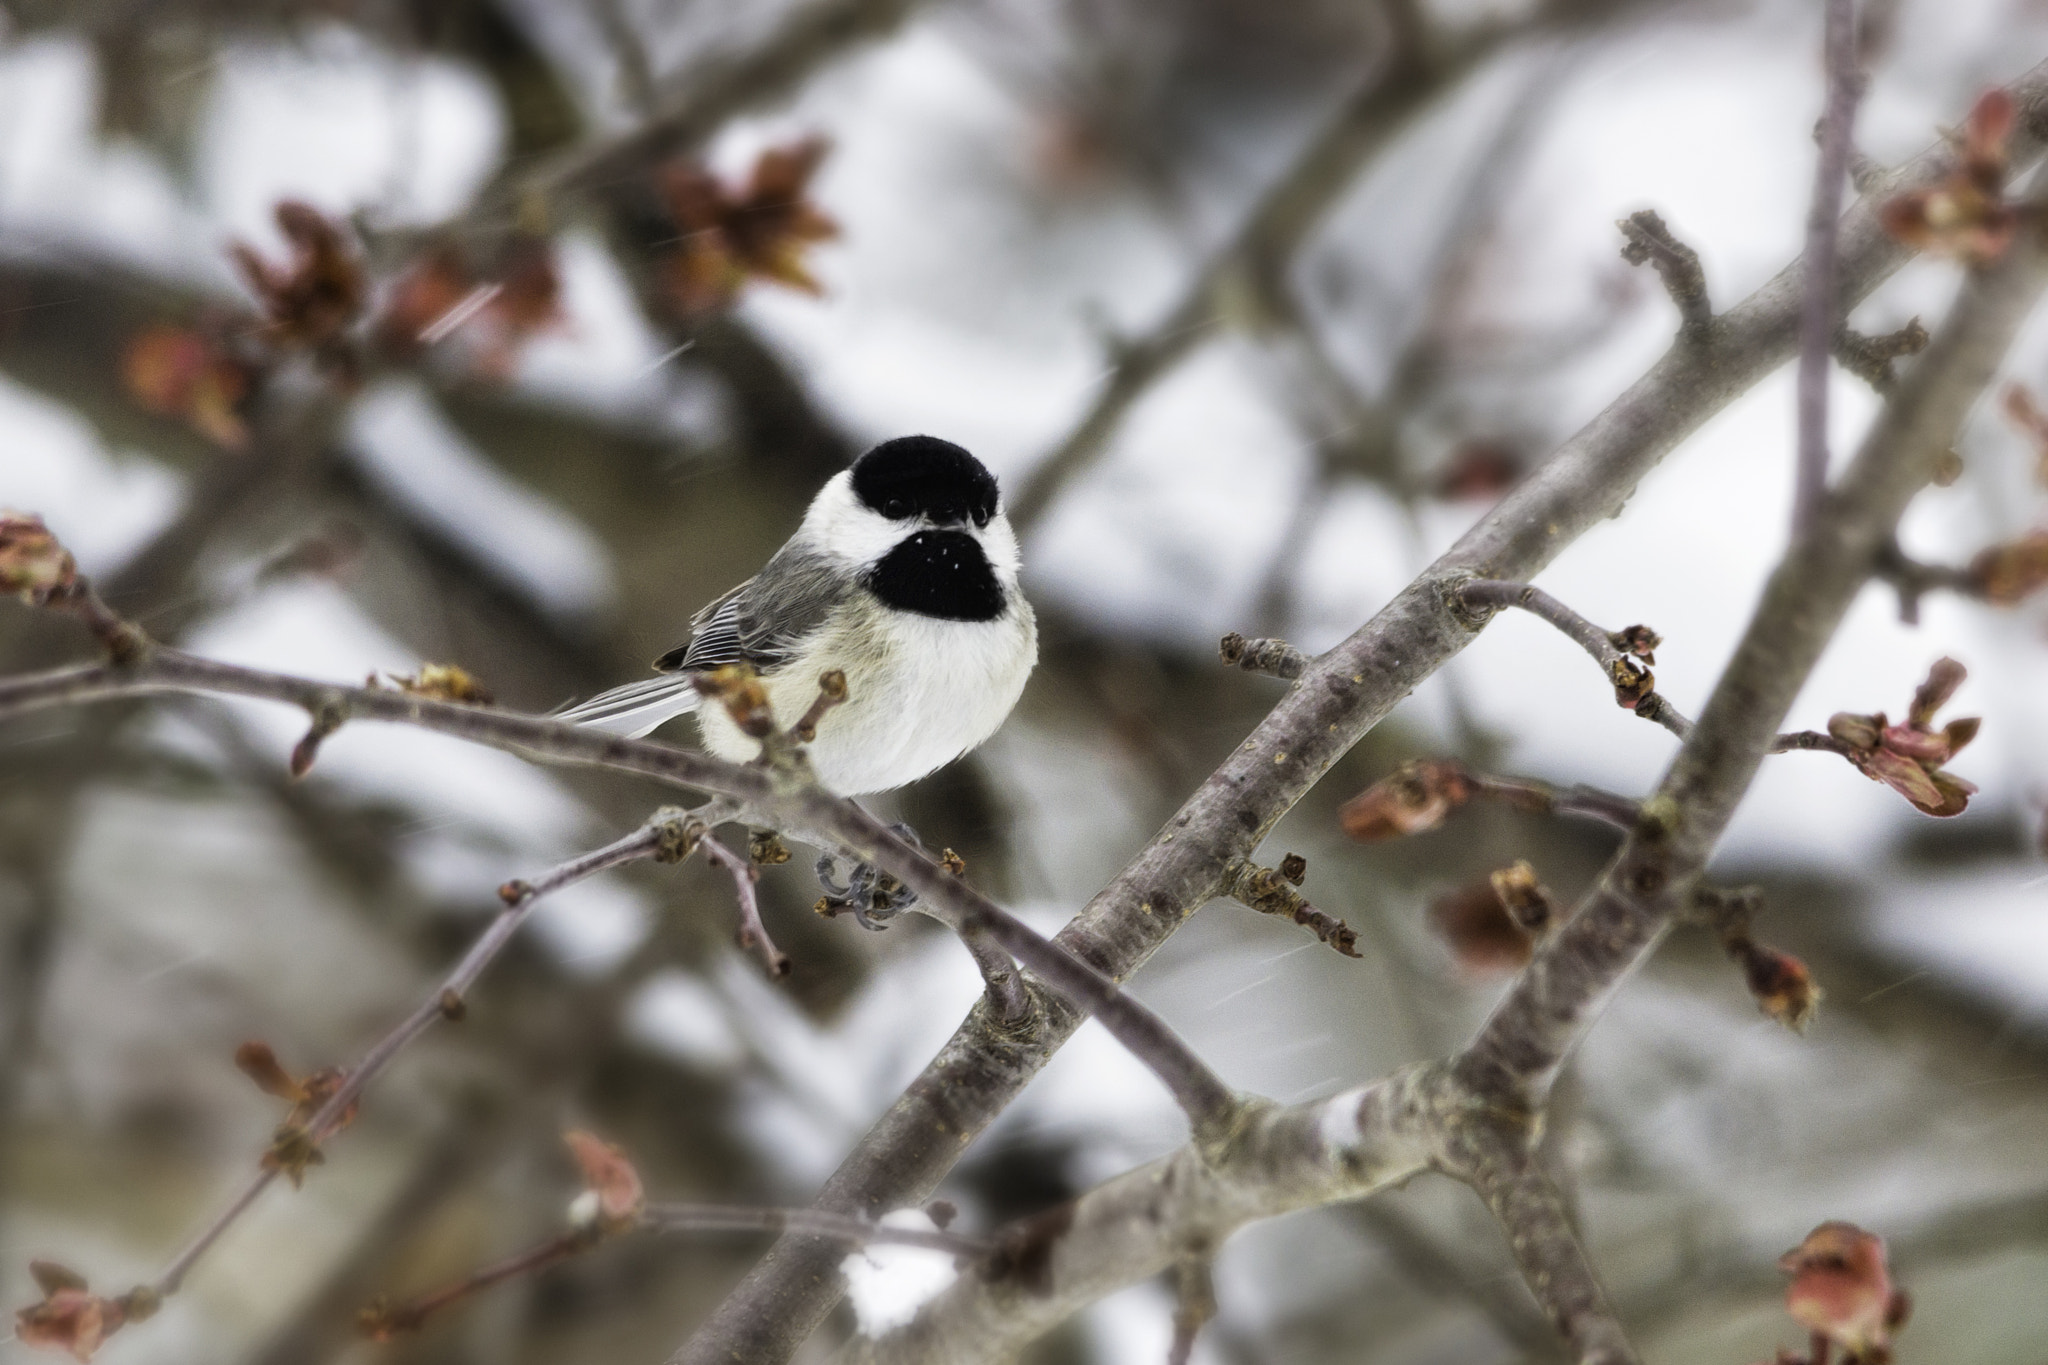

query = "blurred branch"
[[144, 816, 674, 1301], [681, 57, 2048, 1365], [1006, 6, 1525, 529], [516, 0, 935, 212], [1794, 0, 1868, 531]]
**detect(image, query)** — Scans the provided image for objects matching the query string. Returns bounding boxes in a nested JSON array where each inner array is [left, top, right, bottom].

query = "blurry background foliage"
[[1, 0, 2047, 1361]]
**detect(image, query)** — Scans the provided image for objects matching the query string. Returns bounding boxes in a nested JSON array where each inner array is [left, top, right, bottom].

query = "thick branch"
[[837, 1074, 1438, 1365]]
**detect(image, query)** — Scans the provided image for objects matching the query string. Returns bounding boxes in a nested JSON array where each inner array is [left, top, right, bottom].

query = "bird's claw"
[[812, 823, 924, 928]]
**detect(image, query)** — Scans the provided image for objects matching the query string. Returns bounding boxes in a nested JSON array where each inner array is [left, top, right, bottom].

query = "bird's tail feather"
[[552, 674, 702, 738]]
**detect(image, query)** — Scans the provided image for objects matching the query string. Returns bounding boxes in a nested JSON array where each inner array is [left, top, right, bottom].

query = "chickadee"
[[556, 436, 1037, 796]]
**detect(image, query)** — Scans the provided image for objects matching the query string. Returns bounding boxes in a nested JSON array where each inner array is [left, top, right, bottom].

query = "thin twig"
[[1459, 769, 1641, 832], [1795, 0, 1868, 531], [700, 831, 791, 978], [1223, 860, 1362, 957], [1616, 210, 1713, 340], [1456, 579, 1679, 736]]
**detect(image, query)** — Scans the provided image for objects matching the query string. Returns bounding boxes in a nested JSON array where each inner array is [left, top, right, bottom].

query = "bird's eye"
[[884, 498, 909, 519], [973, 508, 990, 528]]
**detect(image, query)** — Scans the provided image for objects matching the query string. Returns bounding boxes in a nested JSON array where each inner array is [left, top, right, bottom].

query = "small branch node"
[[792, 668, 849, 742], [747, 829, 793, 865], [1226, 861, 1362, 958], [437, 988, 467, 1022], [1618, 209, 1714, 340], [1218, 631, 1308, 680], [288, 693, 349, 779], [1834, 318, 1929, 392], [651, 807, 705, 864], [1278, 851, 1308, 885], [497, 878, 533, 906]]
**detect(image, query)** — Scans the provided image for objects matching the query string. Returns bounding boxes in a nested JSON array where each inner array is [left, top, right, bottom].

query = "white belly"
[[693, 602, 1037, 795]]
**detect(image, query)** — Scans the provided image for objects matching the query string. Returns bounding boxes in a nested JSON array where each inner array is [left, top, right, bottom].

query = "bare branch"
[[700, 830, 792, 978], [836, 1073, 1439, 1365], [1795, 0, 1869, 531], [641, 1204, 991, 1258], [1455, 579, 1673, 733], [1616, 210, 1713, 341]]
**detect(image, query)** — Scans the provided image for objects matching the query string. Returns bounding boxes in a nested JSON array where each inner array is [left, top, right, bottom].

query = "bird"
[[555, 435, 1038, 797]]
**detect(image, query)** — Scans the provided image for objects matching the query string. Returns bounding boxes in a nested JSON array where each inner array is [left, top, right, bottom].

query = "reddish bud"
[[693, 664, 774, 737], [564, 1130, 645, 1230], [1732, 940, 1821, 1033], [1429, 876, 1532, 976], [2004, 384, 2048, 486], [1609, 624, 1660, 665], [15, 1280, 124, 1362], [121, 324, 256, 449], [658, 138, 840, 316], [1610, 656, 1656, 709], [229, 200, 366, 350], [1880, 90, 2020, 265], [1826, 661, 1980, 817], [0, 512, 78, 607], [235, 1040, 306, 1101], [1340, 759, 1474, 842], [1779, 1222, 1903, 1362], [1433, 442, 1522, 501], [1969, 529, 2048, 605]]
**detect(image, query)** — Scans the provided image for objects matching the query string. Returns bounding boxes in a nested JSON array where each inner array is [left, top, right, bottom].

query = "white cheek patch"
[[801, 472, 916, 567]]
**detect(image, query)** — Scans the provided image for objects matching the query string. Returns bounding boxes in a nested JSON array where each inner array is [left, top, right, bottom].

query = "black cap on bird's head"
[[851, 435, 999, 528]]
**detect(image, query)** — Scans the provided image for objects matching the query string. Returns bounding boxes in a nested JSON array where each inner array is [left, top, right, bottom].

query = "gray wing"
[[655, 546, 851, 675]]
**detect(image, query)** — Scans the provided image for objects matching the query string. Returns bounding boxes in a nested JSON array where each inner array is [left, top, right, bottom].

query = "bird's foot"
[[813, 822, 923, 929]]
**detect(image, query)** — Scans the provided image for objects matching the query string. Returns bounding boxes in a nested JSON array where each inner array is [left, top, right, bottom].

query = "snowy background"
[[3, 0, 2047, 1361]]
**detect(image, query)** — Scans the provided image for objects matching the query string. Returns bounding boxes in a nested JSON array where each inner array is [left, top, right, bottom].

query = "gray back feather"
[[656, 544, 851, 674]]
